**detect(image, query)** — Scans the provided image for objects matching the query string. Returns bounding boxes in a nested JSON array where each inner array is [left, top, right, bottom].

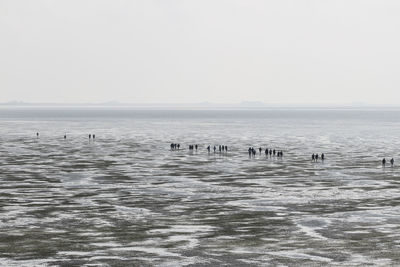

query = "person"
[[382, 158, 386, 166], [312, 154, 315, 162], [280, 151, 283, 157], [195, 144, 198, 150], [177, 144, 180, 150], [315, 154, 319, 161], [273, 149, 276, 156], [64, 133, 67, 139], [214, 146, 216, 153], [225, 145, 228, 152], [252, 148, 256, 156], [93, 134, 95, 140], [259, 147, 262, 155], [207, 145, 210, 153], [248, 147, 252, 157], [219, 145, 222, 153], [390, 158, 394, 166], [222, 145, 225, 152], [36, 132, 39, 138], [269, 150, 272, 156], [265, 148, 268, 156], [89, 134, 91, 139]]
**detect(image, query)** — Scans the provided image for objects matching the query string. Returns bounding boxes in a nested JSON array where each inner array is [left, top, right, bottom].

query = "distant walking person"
[[391, 158, 394, 166], [225, 145, 228, 152], [207, 145, 210, 153], [259, 147, 262, 155], [93, 134, 95, 140], [89, 134, 91, 139], [382, 158, 386, 166], [214, 146, 216, 153], [177, 144, 180, 150], [312, 154, 315, 162], [64, 133, 67, 139], [36, 132, 39, 138], [321, 153, 325, 161]]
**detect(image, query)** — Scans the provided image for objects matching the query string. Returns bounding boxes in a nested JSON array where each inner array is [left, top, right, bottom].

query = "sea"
[[0, 107, 399, 266]]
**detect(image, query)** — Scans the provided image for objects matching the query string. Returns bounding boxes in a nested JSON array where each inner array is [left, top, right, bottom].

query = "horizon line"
[[2, 101, 400, 108]]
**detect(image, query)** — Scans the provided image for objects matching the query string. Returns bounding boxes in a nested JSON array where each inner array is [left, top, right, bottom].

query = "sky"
[[1, 0, 400, 105]]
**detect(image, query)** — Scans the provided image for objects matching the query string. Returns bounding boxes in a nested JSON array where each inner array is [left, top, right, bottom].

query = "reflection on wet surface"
[[0, 109, 400, 266]]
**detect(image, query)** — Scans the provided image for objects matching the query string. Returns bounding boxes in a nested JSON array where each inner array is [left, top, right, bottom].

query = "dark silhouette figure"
[[252, 148, 256, 156], [93, 134, 95, 140], [312, 154, 315, 162], [269, 150, 272, 156], [177, 144, 180, 150], [195, 144, 198, 150], [89, 134, 91, 139], [265, 148, 268, 156], [280, 151, 283, 157], [248, 147, 252, 157], [219, 145, 222, 153], [64, 134, 67, 139], [36, 132, 39, 138], [390, 158, 394, 166], [213, 146, 216, 153], [225, 146, 228, 152], [382, 158, 386, 166], [273, 149, 276, 156], [315, 154, 319, 161], [222, 145, 225, 152], [259, 147, 262, 155], [321, 153, 325, 161], [207, 145, 210, 153]]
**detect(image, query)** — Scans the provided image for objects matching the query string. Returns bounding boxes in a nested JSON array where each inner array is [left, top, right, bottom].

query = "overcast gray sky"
[[1, 0, 400, 104]]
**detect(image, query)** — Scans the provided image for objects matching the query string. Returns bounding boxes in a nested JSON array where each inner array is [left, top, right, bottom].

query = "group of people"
[[188, 144, 198, 150], [35, 133, 395, 167], [382, 158, 394, 166], [312, 153, 325, 162], [248, 147, 283, 157], [207, 145, 228, 153], [170, 143, 181, 150]]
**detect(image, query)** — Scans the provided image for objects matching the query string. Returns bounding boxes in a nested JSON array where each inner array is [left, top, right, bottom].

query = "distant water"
[[0, 108, 400, 266]]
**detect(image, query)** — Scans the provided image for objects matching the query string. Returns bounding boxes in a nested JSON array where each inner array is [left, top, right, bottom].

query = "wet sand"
[[0, 109, 400, 266]]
